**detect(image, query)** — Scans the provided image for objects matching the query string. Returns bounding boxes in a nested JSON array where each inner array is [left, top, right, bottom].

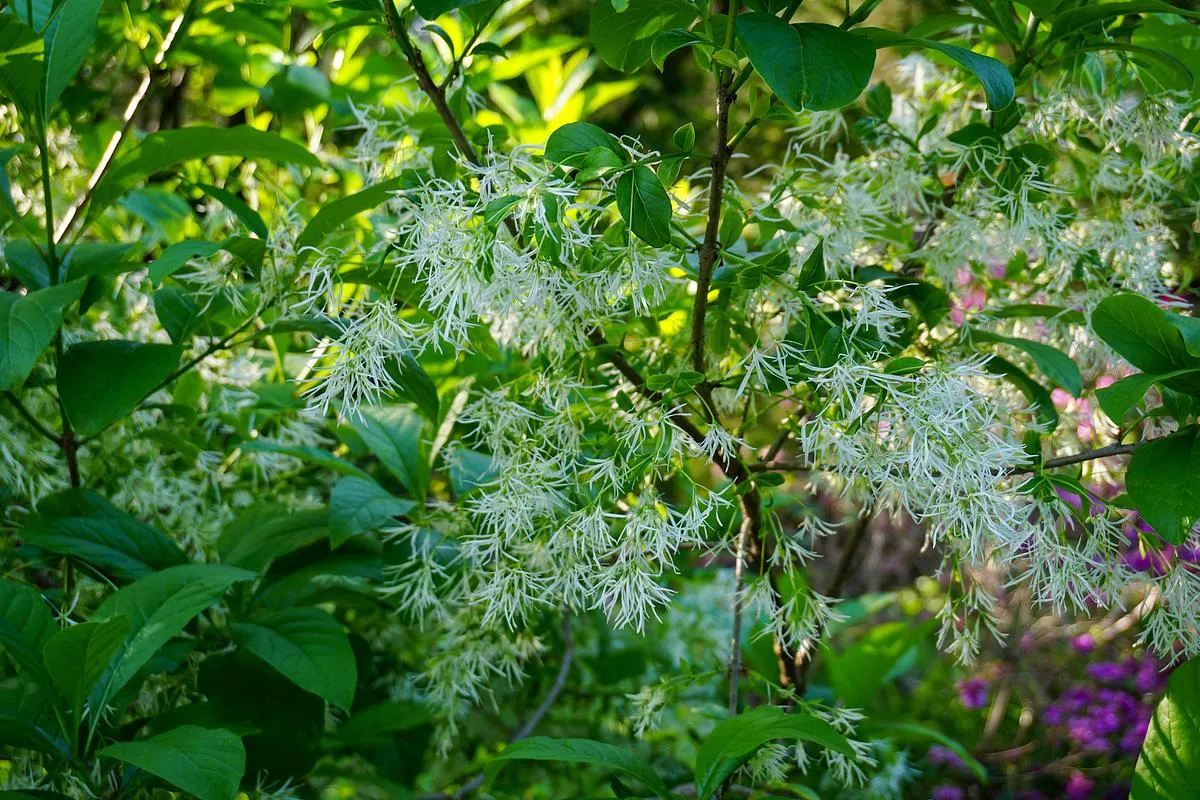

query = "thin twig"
[[53, 3, 193, 243], [424, 617, 575, 800], [2, 391, 61, 447]]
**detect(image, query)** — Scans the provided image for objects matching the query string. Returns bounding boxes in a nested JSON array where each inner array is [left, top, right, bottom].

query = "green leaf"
[[1167, 312, 1200, 358], [857, 28, 1015, 110], [544, 122, 624, 167], [90, 127, 321, 218], [0, 580, 57, 689], [1127, 426, 1200, 545], [615, 165, 672, 248], [652, 27, 707, 70], [238, 441, 369, 479], [1132, 656, 1200, 800], [232, 607, 356, 710], [41, 0, 104, 115], [387, 351, 440, 422], [335, 700, 431, 748], [0, 281, 86, 390], [153, 286, 201, 344], [736, 15, 876, 112], [589, 0, 697, 71], [0, 15, 44, 122], [57, 340, 183, 436], [413, 0, 495, 18], [798, 240, 825, 290], [972, 330, 1082, 397], [218, 506, 330, 572], [1096, 368, 1200, 424], [984, 354, 1058, 429], [484, 737, 671, 798], [294, 177, 404, 266], [0, 680, 67, 758], [42, 617, 130, 726], [147, 237, 263, 284], [22, 489, 188, 582], [824, 620, 932, 708], [100, 725, 246, 800], [329, 476, 416, 547], [1052, 1, 1200, 42], [860, 721, 987, 783], [89, 564, 255, 715], [194, 183, 269, 239], [1092, 294, 1200, 379], [693, 706, 854, 800], [348, 405, 429, 498]]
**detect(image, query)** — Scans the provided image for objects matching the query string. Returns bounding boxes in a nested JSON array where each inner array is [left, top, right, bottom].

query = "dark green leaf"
[[0, 680, 67, 758], [0, 15, 44, 122], [23, 489, 188, 582], [348, 405, 429, 498], [41, 0, 104, 115], [1096, 368, 1200, 424], [589, 0, 698, 71], [413, 0, 495, 18], [233, 607, 356, 710], [736, 15, 876, 111], [218, 506, 330, 572], [857, 28, 1014, 109], [616, 165, 672, 247], [57, 340, 183, 436], [91, 127, 321, 218], [1126, 426, 1200, 545], [972, 330, 1082, 396], [1092, 294, 1200, 395], [652, 28, 707, 70], [387, 352, 440, 422], [1132, 656, 1200, 800], [859, 721, 987, 782], [194, 183, 269, 239], [694, 706, 854, 800], [0, 580, 57, 688], [153, 287, 201, 344], [89, 564, 255, 714], [42, 617, 130, 725], [544, 122, 624, 167], [984, 354, 1058, 429], [329, 476, 416, 547], [484, 737, 671, 798], [295, 177, 404, 266], [100, 725, 245, 800], [0, 280, 85, 390]]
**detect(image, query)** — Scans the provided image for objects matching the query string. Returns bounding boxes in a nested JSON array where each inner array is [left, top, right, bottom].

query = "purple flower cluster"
[[956, 677, 989, 709], [1122, 520, 1200, 575], [1042, 656, 1164, 757]]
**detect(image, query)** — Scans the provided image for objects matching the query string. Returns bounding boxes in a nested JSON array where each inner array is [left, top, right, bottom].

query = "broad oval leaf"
[[218, 506, 330, 572], [0, 580, 57, 689], [1096, 368, 1200, 424], [693, 706, 854, 800], [22, 489, 188, 583], [347, 405, 429, 498], [0, 281, 85, 391], [57, 340, 183, 436], [616, 165, 672, 248], [1092, 294, 1200, 384], [42, 616, 130, 724], [858, 28, 1015, 110], [89, 564, 255, 715], [335, 700, 431, 748], [232, 607, 356, 710], [329, 475, 416, 547], [1132, 656, 1200, 799], [1126, 426, 1200, 545], [100, 725, 246, 800], [41, 0, 104, 115], [589, 0, 698, 72], [544, 121, 624, 167], [736, 14, 876, 112], [484, 737, 672, 798]]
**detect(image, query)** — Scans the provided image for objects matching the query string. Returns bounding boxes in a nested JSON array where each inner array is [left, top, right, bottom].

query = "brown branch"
[[386, 7, 479, 164], [1038, 441, 1141, 470]]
